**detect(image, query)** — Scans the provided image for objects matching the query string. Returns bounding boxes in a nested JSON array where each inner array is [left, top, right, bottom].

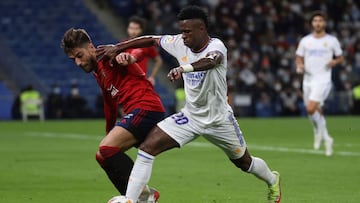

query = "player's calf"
[[96, 146, 134, 194]]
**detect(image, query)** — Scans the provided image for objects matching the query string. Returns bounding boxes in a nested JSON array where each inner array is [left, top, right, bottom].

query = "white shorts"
[[303, 82, 332, 106], [157, 110, 247, 159]]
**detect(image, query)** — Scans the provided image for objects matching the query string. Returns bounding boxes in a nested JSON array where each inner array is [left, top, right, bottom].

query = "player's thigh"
[[308, 83, 332, 106], [100, 126, 137, 152], [100, 108, 165, 151], [156, 111, 199, 147], [139, 125, 181, 156], [302, 84, 311, 105], [203, 111, 247, 160]]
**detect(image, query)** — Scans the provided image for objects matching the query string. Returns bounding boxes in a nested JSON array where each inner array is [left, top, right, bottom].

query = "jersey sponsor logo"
[[163, 35, 175, 44], [308, 48, 328, 57], [107, 84, 119, 97], [184, 71, 206, 87]]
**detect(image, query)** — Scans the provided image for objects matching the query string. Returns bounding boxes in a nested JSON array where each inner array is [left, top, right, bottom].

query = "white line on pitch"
[[25, 132, 360, 157]]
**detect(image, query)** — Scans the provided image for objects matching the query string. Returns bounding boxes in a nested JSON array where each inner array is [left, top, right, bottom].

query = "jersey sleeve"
[[332, 37, 343, 57], [206, 39, 227, 59], [295, 38, 305, 57], [159, 34, 182, 57]]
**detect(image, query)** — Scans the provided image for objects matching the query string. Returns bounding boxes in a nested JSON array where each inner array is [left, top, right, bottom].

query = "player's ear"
[[88, 43, 95, 50]]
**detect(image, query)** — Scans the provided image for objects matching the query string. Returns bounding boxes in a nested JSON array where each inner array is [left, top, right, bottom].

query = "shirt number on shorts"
[[171, 112, 189, 125]]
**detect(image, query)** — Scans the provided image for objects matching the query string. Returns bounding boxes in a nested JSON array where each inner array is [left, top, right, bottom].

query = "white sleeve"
[[333, 37, 343, 57], [295, 38, 305, 57], [159, 34, 182, 57], [205, 39, 227, 59]]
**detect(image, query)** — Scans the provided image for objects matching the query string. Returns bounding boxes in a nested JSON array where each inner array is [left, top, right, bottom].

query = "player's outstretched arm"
[[167, 51, 223, 81], [96, 36, 161, 62]]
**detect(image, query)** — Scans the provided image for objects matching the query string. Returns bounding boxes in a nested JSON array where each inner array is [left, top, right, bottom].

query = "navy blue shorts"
[[116, 108, 165, 143]]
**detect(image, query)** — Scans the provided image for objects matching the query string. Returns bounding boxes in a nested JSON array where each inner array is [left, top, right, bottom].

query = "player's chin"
[[81, 65, 94, 73], [183, 41, 191, 47]]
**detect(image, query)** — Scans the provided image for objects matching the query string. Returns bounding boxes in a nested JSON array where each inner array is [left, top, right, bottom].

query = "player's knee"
[[138, 142, 157, 156], [306, 105, 317, 115], [231, 159, 250, 172], [231, 151, 252, 171], [95, 146, 121, 167], [95, 150, 105, 167]]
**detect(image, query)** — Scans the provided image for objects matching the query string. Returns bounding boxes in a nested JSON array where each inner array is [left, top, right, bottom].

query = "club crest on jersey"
[[181, 56, 188, 63], [184, 71, 206, 87], [163, 35, 175, 44], [107, 84, 119, 96]]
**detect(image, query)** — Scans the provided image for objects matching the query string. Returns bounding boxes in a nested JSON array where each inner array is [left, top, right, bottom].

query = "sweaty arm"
[[168, 51, 223, 81]]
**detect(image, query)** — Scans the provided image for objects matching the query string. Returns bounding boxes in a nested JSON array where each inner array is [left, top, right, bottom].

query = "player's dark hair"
[[128, 16, 146, 30], [61, 28, 92, 54], [177, 5, 208, 28], [309, 10, 327, 24]]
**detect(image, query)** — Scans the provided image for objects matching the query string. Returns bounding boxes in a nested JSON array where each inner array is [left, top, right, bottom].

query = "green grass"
[[0, 117, 359, 202]]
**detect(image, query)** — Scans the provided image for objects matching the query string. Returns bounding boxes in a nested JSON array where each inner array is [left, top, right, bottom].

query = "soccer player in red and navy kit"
[[61, 28, 164, 202], [126, 16, 163, 86]]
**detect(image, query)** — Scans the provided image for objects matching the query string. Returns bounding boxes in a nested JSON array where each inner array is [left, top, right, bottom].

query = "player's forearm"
[[334, 55, 344, 65], [295, 56, 304, 68], [115, 36, 160, 52], [190, 58, 218, 71], [149, 57, 163, 77], [186, 51, 223, 72]]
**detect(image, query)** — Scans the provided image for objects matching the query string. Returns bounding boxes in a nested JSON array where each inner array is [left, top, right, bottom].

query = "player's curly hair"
[[309, 10, 328, 24], [177, 5, 208, 28], [61, 28, 92, 54]]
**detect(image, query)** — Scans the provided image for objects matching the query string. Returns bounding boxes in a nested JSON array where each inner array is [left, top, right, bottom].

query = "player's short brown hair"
[[128, 16, 146, 31], [309, 10, 327, 24], [61, 28, 92, 54]]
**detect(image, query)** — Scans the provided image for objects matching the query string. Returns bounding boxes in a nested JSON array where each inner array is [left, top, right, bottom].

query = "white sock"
[[319, 115, 332, 141], [308, 111, 321, 135], [126, 150, 154, 201], [247, 156, 276, 186]]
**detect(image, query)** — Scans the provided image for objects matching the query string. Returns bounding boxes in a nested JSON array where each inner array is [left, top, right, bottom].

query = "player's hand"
[[326, 59, 337, 68], [167, 67, 184, 82], [148, 76, 156, 86], [96, 44, 122, 62], [296, 65, 304, 74], [115, 52, 137, 66]]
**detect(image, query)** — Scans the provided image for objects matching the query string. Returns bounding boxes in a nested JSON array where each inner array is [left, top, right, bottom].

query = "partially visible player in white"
[[296, 11, 344, 156], [97, 5, 281, 203]]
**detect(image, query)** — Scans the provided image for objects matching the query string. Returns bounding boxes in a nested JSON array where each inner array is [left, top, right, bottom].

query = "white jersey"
[[160, 34, 231, 125], [296, 33, 342, 84]]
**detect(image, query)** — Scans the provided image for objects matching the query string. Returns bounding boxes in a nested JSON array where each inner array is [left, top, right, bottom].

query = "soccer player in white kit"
[[97, 6, 281, 203], [296, 11, 344, 156]]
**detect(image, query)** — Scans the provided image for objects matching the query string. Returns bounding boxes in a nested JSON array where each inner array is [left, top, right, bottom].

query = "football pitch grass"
[[1, 116, 359, 203]]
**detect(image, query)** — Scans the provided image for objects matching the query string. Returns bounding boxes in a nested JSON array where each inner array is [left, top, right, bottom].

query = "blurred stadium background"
[[1, 0, 360, 120]]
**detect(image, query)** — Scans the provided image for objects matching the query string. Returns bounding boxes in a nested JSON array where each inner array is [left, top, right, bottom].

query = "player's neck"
[[312, 31, 326, 38], [192, 36, 211, 53]]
